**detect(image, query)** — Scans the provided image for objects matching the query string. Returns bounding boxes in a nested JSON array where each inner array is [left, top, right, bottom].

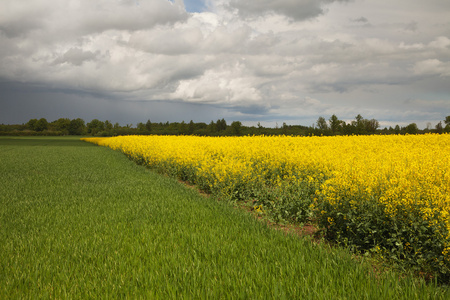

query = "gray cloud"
[[0, 80, 225, 125], [1, 0, 449, 129], [227, 0, 350, 21], [0, 2, 48, 37], [53, 48, 101, 66], [404, 21, 418, 32], [0, 1, 187, 38], [351, 17, 368, 23]]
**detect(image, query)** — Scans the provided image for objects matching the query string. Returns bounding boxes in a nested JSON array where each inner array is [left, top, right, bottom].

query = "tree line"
[[1, 115, 449, 137], [311, 114, 450, 135]]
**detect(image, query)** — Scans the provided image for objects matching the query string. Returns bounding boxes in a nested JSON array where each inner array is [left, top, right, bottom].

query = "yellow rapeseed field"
[[82, 134, 450, 276]]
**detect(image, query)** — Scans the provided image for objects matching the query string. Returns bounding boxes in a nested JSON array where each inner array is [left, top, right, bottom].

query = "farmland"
[[1, 136, 449, 298], [83, 134, 450, 282]]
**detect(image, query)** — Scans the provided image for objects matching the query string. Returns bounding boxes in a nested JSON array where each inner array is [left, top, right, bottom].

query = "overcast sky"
[[1, 0, 449, 128]]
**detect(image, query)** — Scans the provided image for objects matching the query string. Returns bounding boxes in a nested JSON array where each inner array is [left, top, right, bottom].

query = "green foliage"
[[208, 120, 217, 133], [2, 114, 450, 137], [24, 117, 50, 132], [314, 193, 450, 283], [231, 120, 242, 135], [406, 123, 419, 134], [316, 116, 328, 131], [52, 118, 71, 134], [444, 116, 450, 126], [26, 118, 38, 130], [187, 120, 195, 135], [136, 122, 146, 132], [444, 117, 450, 133], [329, 114, 342, 133], [436, 122, 444, 134], [178, 120, 188, 135], [68, 118, 86, 135], [253, 181, 316, 224], [312, 114, 380, 136], [87, 118, 105, 135], [145, 119, 152, 131], [35, 118, 49, 131], [104, 120, 113, 131], [216, 118, 227, 132]]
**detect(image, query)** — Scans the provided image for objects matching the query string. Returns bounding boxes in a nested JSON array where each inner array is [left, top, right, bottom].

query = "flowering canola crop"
[[82, 134, 450, 278]]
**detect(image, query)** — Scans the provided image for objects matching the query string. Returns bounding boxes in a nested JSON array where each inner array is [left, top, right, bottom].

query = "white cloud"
[[429, 36, 450, 49], [172, 62, 263, 104], [0, 0, 449, 128], [414, 59, 450, 77], [129, 27, 203, 55]]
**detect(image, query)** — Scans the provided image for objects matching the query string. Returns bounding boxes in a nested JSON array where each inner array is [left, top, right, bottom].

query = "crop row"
[[82, 134, 450, 282]]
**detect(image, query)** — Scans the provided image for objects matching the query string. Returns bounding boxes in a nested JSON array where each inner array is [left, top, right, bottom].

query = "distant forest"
[[1, 114, 450, 137]]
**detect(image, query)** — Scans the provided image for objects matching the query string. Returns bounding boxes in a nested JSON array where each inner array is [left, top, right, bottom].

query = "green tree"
[[405, 123, 419, 134], [444, 116, 450, 133], [145, 119, 152, 131], [365, 119, 379, 134], [208, 120, 217, 133], [26, 119, 38, 131], [35, 118, 49, 132], [353, 114, 366, 134], [282, 122, 288, 135], [54, 118, 71, 133], [69, 118, 86, 135], [231, 121, 242, 135], [178, 121, 188, 135], [445, 116, 450, 126], [188, 120, 195, 135], [435, 121, 443, 134], [137, 122, 146, 132], [316, 116, 328, 131], [341, 122, 355, 135], [104, 120, 113, 131], [87, 119, 105, 135], [216, 118, 227, 132], [328, 114, 342, 134]]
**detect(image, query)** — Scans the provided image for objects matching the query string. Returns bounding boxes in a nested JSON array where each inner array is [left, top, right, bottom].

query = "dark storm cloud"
[[0, 80, 225, 125]]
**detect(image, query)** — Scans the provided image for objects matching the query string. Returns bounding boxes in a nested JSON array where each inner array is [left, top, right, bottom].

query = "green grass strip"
[[0, 136, 448, 299]]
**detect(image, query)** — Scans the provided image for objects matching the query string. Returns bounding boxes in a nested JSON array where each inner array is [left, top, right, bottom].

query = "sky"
[[1, 0, 449, 128]]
